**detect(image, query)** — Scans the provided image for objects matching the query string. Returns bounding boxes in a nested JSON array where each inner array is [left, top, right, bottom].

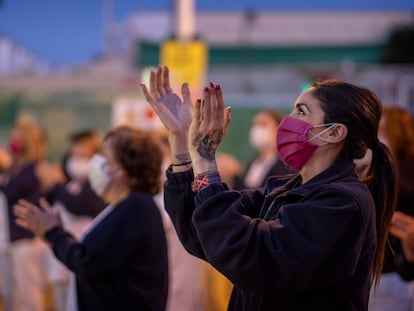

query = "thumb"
[[39, 197, 53, 213], [223, 106, 232, 136], [181, 83, 192, 105]]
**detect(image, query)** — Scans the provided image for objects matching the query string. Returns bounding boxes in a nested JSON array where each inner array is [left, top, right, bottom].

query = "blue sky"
[[0, 0, 413, 66]]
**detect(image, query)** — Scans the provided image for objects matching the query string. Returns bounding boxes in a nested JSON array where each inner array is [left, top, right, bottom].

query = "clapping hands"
[[140, 65, 231, 175]]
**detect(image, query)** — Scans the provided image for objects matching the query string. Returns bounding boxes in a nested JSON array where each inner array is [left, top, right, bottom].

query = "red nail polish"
[[215, 85, 221, 90], [196, 99, 201, 104], [204, 87, 209, 92], [209, 82, 215, 88]]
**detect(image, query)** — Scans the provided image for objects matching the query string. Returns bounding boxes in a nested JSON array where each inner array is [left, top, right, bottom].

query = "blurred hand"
[[13, 198, 60, 238], [189, 83, 231, 176], [36, 161, 66, 191], [216, 152, 242, 181], [390, 211, 414, 263], [0, 148, 12, 174]]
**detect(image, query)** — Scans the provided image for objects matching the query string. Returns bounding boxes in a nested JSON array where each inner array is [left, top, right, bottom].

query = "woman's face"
[[252, 112, 278, 132], [102, 140, 125, 183], [289, 88, 326, 127]]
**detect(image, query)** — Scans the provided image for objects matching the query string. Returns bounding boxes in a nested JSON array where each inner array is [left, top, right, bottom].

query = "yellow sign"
[[160, 40, 208, 99]]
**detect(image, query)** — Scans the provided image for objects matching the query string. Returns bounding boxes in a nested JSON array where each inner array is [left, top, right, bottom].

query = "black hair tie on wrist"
[[171, 161, 192, 167]]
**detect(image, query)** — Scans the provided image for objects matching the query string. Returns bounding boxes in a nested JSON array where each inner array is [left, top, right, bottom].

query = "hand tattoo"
[[192, 130, 223, 160]]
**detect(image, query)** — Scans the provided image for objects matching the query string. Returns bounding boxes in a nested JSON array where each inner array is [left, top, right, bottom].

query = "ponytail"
[[367, 140, 398, 287], [310, 80, 398, 286]]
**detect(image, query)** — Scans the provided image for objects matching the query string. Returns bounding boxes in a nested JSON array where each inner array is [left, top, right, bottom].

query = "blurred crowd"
[[0, 98, 414, 311]]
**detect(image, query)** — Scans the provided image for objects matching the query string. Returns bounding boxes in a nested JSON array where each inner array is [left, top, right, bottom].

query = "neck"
[[103, 184, 130, 207], [300, 144, 342, 184], [258, 148, 277, 160]]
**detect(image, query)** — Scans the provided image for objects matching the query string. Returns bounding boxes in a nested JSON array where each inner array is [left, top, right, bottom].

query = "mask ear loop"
[[308, 123, 337, 145]]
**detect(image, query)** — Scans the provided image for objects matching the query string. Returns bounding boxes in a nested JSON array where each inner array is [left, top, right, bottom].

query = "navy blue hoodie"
[[164, 160, 376, 311], [45, 192, 168, 311]]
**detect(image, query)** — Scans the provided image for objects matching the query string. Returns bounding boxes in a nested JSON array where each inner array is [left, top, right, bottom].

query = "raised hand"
[[189, 83, 231, 176], [13, 198, 60, 238], [390, 211, 414, 263], [140, 65, 192, 135], [141, 65, 193, 168]]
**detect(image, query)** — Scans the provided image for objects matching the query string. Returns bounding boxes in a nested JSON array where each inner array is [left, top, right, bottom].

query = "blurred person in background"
[[0, 116, 63, 311], [122, 102, 205, 311], [153, 130, 205, 311], [0, 147, 12, 311], [44, 129, 106, 311], [389, 212, 414, 279], [368, 104, 414, 311], [218, 109, 295, 190], [14, 126, 169, 311]]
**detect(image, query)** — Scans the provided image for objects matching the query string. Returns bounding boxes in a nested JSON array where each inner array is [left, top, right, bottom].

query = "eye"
[[297, 107, 305, 115]]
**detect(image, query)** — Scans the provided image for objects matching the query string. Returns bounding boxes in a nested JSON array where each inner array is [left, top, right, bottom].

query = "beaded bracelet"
[[191, 171, 222, 192]]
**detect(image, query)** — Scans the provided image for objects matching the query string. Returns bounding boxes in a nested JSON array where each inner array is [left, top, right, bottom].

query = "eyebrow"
[[294, 102, 311, 112]]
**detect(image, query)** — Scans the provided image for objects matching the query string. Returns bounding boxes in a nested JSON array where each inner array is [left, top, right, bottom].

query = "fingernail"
[[209, 82, 215, 88], [196, 99, 201, 104], [215, 84, 221, 90], [204, 87, 209, 92]]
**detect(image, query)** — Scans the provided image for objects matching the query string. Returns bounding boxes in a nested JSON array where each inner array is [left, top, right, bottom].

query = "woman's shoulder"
[[117, 192, 160, 215], [312, 179, 374, 217]]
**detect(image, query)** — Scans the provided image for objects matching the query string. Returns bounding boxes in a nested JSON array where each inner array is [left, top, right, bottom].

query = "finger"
[[209, 86, 219, 123], [201, 87, 211, 128], [389, 226, 406, 240], [39, 197, 53, 213], [15, 218, 30, 230], [223, 106, 232, 136], [13, 204, 29, 219], [192, 98, 202, 127], [215, 85, 224, 125], [392, 212, 413, 229], [393, 211, 414, 222], [163, 66, 173, 93], [150, 70, 161, 99], [157, 65, 167, 96], [17, 199, 39, 213], [141, 83, 172, 126], [181, 83, 192, 106], [140, 84, 156, 107]]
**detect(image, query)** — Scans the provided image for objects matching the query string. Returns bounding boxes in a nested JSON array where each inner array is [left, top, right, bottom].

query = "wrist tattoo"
[[192, 130, 223, 160], [175, 153, 191, 162]]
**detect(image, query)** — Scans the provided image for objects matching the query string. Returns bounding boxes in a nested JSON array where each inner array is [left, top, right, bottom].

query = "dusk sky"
[[0, 0, 413, 66]]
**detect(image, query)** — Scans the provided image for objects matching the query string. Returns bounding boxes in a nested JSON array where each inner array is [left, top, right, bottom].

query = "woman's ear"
[[327, 123, 348, 143]]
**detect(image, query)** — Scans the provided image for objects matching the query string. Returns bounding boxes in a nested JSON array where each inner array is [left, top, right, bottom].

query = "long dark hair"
[[311, 80, 398, 286]]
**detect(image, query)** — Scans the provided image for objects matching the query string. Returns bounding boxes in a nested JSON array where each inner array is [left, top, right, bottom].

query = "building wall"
[[0, 34, 47, 76]]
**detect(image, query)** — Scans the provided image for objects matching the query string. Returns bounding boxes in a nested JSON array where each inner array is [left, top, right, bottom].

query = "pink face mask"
[[8, 139, 25, 156], [276, 116, 336, 170]]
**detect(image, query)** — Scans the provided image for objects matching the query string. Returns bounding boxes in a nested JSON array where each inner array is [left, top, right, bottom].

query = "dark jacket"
[[45, 192, 169, 311], [47, 181, 106, 218], [164, 160, 376, 311], [1, 162, 43, 242], [231, 157, 296, 190]]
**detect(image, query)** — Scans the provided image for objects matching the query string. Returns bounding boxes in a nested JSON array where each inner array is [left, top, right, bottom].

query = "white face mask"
[[249, 125, 273, 151], [66, 157, 90, 180], [88, 154, 111, 197]]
